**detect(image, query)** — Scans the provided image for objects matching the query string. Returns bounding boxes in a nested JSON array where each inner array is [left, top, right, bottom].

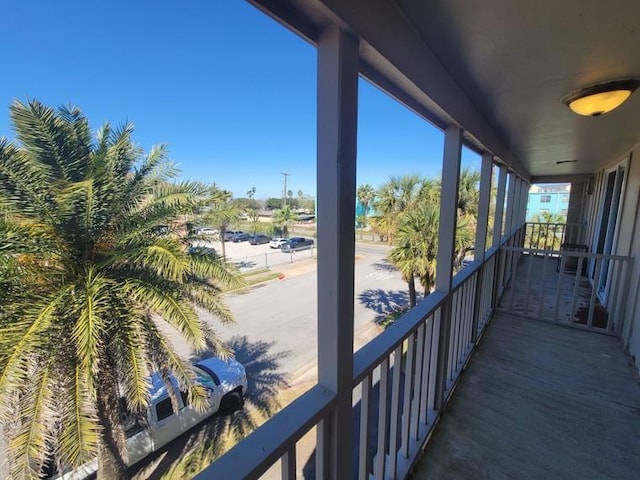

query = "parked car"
[[269, 237, 287, 249], [281, 237, 314, 252], [195, 227, 219, 236], [51, 356, 247, 479], [188, 245, 217, 255], [223, 230, 244, 241], [250, 234, 272, 245], [231, 232, 252, 242]]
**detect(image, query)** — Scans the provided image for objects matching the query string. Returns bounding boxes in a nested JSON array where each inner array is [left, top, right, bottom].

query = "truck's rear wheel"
[[220, 391, 244, 414]]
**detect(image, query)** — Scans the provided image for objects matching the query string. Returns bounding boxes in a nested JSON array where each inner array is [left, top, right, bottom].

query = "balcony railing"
[[498, 246, 633, 333], [195, 229, 519, 479], [523, 222, 583, 250], [193, 223, 632, 479]]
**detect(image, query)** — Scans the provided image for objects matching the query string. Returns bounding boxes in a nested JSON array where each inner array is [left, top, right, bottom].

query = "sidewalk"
[[273, 257, 318, 280]]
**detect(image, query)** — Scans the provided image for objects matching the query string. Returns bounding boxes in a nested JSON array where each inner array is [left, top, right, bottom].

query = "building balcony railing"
[[193, 223, 633, 479]]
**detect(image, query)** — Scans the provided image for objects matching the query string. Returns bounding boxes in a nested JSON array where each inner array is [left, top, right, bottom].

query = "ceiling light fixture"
[[562, 79, 640, 116]]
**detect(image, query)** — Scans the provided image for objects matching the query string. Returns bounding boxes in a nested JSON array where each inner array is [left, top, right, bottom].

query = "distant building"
[[526, 183, 570, 220]]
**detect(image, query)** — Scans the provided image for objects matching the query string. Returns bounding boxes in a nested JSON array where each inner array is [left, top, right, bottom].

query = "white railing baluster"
[[316, 417, 329, 479], [358, 374, 372, 480], [607, 259, 624, 332], [450, 290, 460, 379], [469, 274, 477, 347], [588, 259, 604, 328], [538, 253, 548, 319], [281, 446, 296, 480], [524, 251, 534, 315], [411, 323, 426, 440], [463, 279, 472, 359], [570, 256, 584, 321], [427, 309, 441, 419], [388, 345, 403, 478], [553, 255, 566, 322], [401, 332, 415, 458], [508, 249, 520, 311], [420, 316, 433, 426], [374, 359, 389, 480]]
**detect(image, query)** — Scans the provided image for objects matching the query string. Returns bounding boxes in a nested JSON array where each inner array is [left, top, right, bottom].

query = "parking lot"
[[191, 236, 316, 271]]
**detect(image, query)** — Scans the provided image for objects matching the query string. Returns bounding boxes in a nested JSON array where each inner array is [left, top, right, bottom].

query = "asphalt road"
[[208, 242, 408, 382]]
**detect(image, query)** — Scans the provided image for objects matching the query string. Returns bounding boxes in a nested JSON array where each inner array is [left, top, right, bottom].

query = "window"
[[180, 390, 189, 407], [561, 194, 569, 203], [540, 195, 551, 203], [155, 398, 175, 421]]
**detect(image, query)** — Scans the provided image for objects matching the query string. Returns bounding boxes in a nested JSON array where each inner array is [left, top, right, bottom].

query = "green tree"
[[457, 167, 481, 219], [356, 183, 375, 228], [272, 206, 297, 238], [201, 187, 242, 261], [0, 100, 244, 479], [265, 197, 282, 210], [387, 177, 474, 307], [371, 175, 423, 244]]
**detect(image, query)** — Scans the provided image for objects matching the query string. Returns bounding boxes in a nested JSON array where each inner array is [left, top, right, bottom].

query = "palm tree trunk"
[[220, 227, 227, 261], [408, 276, 416, 307], [95, 377, 129, 480]]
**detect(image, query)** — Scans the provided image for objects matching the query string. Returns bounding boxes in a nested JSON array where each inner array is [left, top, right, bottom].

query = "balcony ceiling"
[[253, 0, 640, 179]]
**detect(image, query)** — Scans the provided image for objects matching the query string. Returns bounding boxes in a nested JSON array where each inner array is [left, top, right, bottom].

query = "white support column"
[[492, 165, 507, 247], [474, 152, 493, 261], [315, 25, 359, 480], [511, 176, 523, 235], [436, 125, 462, 292], [434, 125, 461, 409], [504, 172, 517, 235], [520, 180, 530, 225]]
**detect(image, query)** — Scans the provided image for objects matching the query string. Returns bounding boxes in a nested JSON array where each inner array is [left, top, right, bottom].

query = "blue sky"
[[1, 0, 479, 198]]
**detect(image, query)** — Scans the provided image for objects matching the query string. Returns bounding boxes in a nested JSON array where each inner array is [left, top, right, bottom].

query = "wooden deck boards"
[[410, 312, 640, 479]]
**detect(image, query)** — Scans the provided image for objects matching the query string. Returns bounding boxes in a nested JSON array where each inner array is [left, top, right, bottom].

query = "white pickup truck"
[[53, 356, 247, 479]]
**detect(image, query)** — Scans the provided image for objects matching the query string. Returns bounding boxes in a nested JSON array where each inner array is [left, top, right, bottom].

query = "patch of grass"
[[245, 272, 282, 286], [379, 307, 409, 329], [241, 267, 270, 277]]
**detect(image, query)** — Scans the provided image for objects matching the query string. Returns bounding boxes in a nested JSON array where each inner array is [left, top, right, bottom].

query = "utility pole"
[[281, 172, 291, 208]]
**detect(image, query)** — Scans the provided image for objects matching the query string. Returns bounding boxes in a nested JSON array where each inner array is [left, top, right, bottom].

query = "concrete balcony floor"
[[410, 312, 640, 479]]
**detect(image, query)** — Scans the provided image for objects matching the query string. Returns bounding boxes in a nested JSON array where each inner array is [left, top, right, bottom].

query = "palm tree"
[[457, 167, 481, 219], [272, 205, 297, 238], [0, 100, 244, 479], [388, 200, 440, 306], [371, 175, 423, 244], [201, 187, 241, 261], [388, 178, 474, 306], [356, 184, 375, 228]]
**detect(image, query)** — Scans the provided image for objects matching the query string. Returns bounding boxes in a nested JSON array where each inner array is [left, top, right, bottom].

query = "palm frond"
[[188, 249, 245, 290], [71, 269, 111, 394], [121, 278, 206, 351], [0, 287, 71, 405], [109, 311, 152, 412], [0, 138, 55, 223], [57, 364, 101, 468], [8, 359, 56, 480], [113, 238, 189, 282]]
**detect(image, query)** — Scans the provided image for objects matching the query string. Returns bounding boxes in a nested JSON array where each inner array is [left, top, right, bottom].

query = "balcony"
[[193, 225, 638, 479], [412, 310, 640, 478]]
